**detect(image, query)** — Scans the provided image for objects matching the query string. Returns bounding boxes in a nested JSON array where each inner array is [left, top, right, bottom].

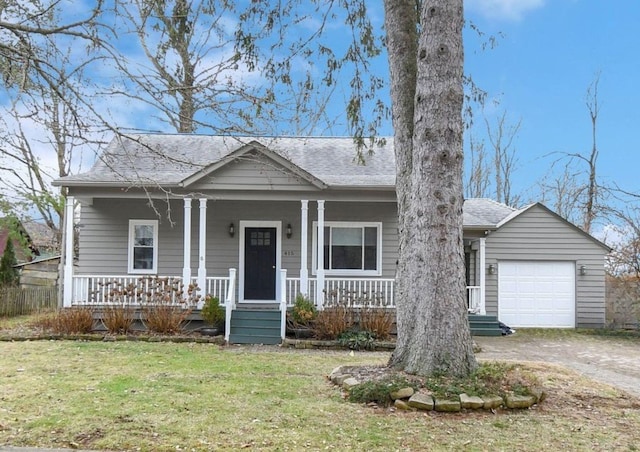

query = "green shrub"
[[337, 330, 375, 350], [348, 376, 419, 406], [0, 239, 19, 287], [290, 294, 317, 326], [201, 295, 224, 326]]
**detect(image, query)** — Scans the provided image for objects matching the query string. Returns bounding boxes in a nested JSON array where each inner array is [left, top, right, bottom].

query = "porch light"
[[228, 223, 235, 238], [488, 264, 496, 275], [579, 265, 587, 276], [286, 223, 292, 239]]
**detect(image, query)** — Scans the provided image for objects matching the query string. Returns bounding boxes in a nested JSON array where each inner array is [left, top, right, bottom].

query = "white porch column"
[[479, 237, 487, 315], [182, 198, 192, 286], [300, 200, 309, 296], [315, 200, 325, 309], [197, 198, 207, 300], [62, 196, 75, 307]]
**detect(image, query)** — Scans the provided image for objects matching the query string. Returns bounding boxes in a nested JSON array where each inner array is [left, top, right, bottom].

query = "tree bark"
[[386, 0, 477, 376]]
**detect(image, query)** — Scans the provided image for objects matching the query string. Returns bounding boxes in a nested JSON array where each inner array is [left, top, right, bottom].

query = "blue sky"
[[2, 0, 637, 238], [463, 0, 640, 202]]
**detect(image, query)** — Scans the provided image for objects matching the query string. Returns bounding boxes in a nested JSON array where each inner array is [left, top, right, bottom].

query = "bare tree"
[[465, 134, 490, 198], [386, 0, 476, 376], [484, 110, 521, 206], [0, 2, 107, 246], [542, 73, 604, 232]]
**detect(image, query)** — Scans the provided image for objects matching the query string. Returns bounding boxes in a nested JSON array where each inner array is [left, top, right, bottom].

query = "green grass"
[[1, 341, 639, 451]]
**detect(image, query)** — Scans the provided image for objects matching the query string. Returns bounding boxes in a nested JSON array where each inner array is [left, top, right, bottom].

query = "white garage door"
[[498, 261, 575, 328]]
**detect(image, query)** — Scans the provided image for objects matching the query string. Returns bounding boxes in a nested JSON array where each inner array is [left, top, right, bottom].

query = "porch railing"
[[71, 273, 233, 306], [71, 273, 482, 313], [467, 286, 481, 313], [285, 277, 396, 308]]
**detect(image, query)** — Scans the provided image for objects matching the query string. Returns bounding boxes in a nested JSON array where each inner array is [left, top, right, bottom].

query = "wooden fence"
[[0, 287, 58, 317]]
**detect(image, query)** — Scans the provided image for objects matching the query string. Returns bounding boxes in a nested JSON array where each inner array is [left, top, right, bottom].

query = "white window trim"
[[312, 221, 382, 277], [128, 219, 159, 274]]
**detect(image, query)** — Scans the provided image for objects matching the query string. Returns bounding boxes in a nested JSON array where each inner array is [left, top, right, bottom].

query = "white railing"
[[467, 286, 482, 314], [224, 268, 237, 343], [71, 274, 234, 306], [70, 273, 481, 315], [279, 269, 287, 340], [285, 277, 395, 308]]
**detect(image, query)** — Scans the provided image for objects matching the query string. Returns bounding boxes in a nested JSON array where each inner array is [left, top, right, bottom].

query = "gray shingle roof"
[[56, 134, 396, 188], [55, 134, 519, 228], [463, 198, 518, 228]]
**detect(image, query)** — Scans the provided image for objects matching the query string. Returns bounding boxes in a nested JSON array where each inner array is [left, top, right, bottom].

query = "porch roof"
[[462, 198, 517, 229], [54, 134, 396, 190]]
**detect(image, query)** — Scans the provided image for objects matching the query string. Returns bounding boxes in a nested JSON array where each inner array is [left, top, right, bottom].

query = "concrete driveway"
[[475, 332, 640, 398]]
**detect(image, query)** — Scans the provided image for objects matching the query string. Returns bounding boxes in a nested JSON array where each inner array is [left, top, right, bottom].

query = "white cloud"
[[466, 0, 545, 22], [593, 223, 630, 249]]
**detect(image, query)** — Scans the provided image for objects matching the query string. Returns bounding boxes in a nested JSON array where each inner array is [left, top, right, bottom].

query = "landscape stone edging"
[[328, 365, 544, 412], [0, 333, 225, 344], [282, 337, 396, 350]]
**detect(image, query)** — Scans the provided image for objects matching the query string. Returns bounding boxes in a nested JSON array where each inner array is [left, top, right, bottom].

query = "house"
[[53, 134, 610, 342], [0, 217, 39, 264]]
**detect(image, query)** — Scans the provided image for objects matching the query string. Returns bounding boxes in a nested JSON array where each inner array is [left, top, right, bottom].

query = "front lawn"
[[1, 340, 639, 451]]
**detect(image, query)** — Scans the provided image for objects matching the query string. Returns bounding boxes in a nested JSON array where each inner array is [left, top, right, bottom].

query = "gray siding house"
[[54, 134, 610, 340]]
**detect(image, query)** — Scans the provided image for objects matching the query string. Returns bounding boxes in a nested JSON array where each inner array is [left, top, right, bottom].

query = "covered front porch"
[[60, 195, 489, 342]]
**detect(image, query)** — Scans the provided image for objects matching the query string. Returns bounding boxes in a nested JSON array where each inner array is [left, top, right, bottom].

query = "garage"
[[498, 261, 576, 328]]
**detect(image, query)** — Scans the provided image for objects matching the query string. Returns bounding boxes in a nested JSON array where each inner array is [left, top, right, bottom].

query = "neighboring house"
[[0, 218, 39, 264], [22, 220, 60, 258], [53, 134, 610, 342], [15, 255, 61, 288]]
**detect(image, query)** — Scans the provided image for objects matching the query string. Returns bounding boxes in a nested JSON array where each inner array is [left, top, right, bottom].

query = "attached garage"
[[498, 261, 575, 328], [467, 200, 611, 329]]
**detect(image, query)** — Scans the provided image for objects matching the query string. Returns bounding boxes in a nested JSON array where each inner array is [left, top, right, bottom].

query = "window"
[[128, 220, 158, 274], [313, 222, 382, 276]]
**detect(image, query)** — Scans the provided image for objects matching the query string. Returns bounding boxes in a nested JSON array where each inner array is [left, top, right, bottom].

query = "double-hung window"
[[128, 220, 158, 274], [313, 222, 382, 276]]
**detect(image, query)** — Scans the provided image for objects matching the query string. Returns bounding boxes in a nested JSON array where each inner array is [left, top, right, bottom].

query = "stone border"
[[329, 365, 546, 412], [0, 333, 225, 344], [282, 338, 396, 351]]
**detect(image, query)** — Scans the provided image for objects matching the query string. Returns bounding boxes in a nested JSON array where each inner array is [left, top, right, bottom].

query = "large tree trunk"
[[386, 0, 477, 376]]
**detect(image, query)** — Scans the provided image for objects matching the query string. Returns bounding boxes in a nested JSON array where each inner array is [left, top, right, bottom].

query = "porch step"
[[468, 314, 503, 337], [229, 309, 282, 345]]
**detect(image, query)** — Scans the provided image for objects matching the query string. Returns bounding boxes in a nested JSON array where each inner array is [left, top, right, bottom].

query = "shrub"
[[359, 307, 394, 340], [313, 305, 354, 339], [101, 305, 136, 334], [144, 305, 191, 334], [0, 239, 19, 287], [348, 376, 419, 406], [201, 295, 224, 326], [42, 308, 94, 334], [129, 277, 200, 334], [290, 294, 317, 326], [337, 330, 376, 350]]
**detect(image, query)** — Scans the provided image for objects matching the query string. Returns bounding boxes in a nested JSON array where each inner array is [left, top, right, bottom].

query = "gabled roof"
[[54, 134, 396, 189], [180, 140, 328, 189], [497, 202, 612, 251], [463, 198, 517, 229]]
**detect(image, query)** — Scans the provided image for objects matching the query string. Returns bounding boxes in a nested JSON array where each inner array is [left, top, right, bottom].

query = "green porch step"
[[229, 309, 282, 345], [468, 314, 504, 337]]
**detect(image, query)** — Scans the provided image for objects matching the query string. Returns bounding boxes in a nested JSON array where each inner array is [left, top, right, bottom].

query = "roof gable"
[[498, 202, 612, 252], [181, 141, 327, 190]]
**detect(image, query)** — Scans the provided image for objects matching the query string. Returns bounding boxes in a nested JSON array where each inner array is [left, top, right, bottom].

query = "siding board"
[[77, 198, 398, 279]]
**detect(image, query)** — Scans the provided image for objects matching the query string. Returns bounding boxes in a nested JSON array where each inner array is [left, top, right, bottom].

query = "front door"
[[244, 227, 277, 300]]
